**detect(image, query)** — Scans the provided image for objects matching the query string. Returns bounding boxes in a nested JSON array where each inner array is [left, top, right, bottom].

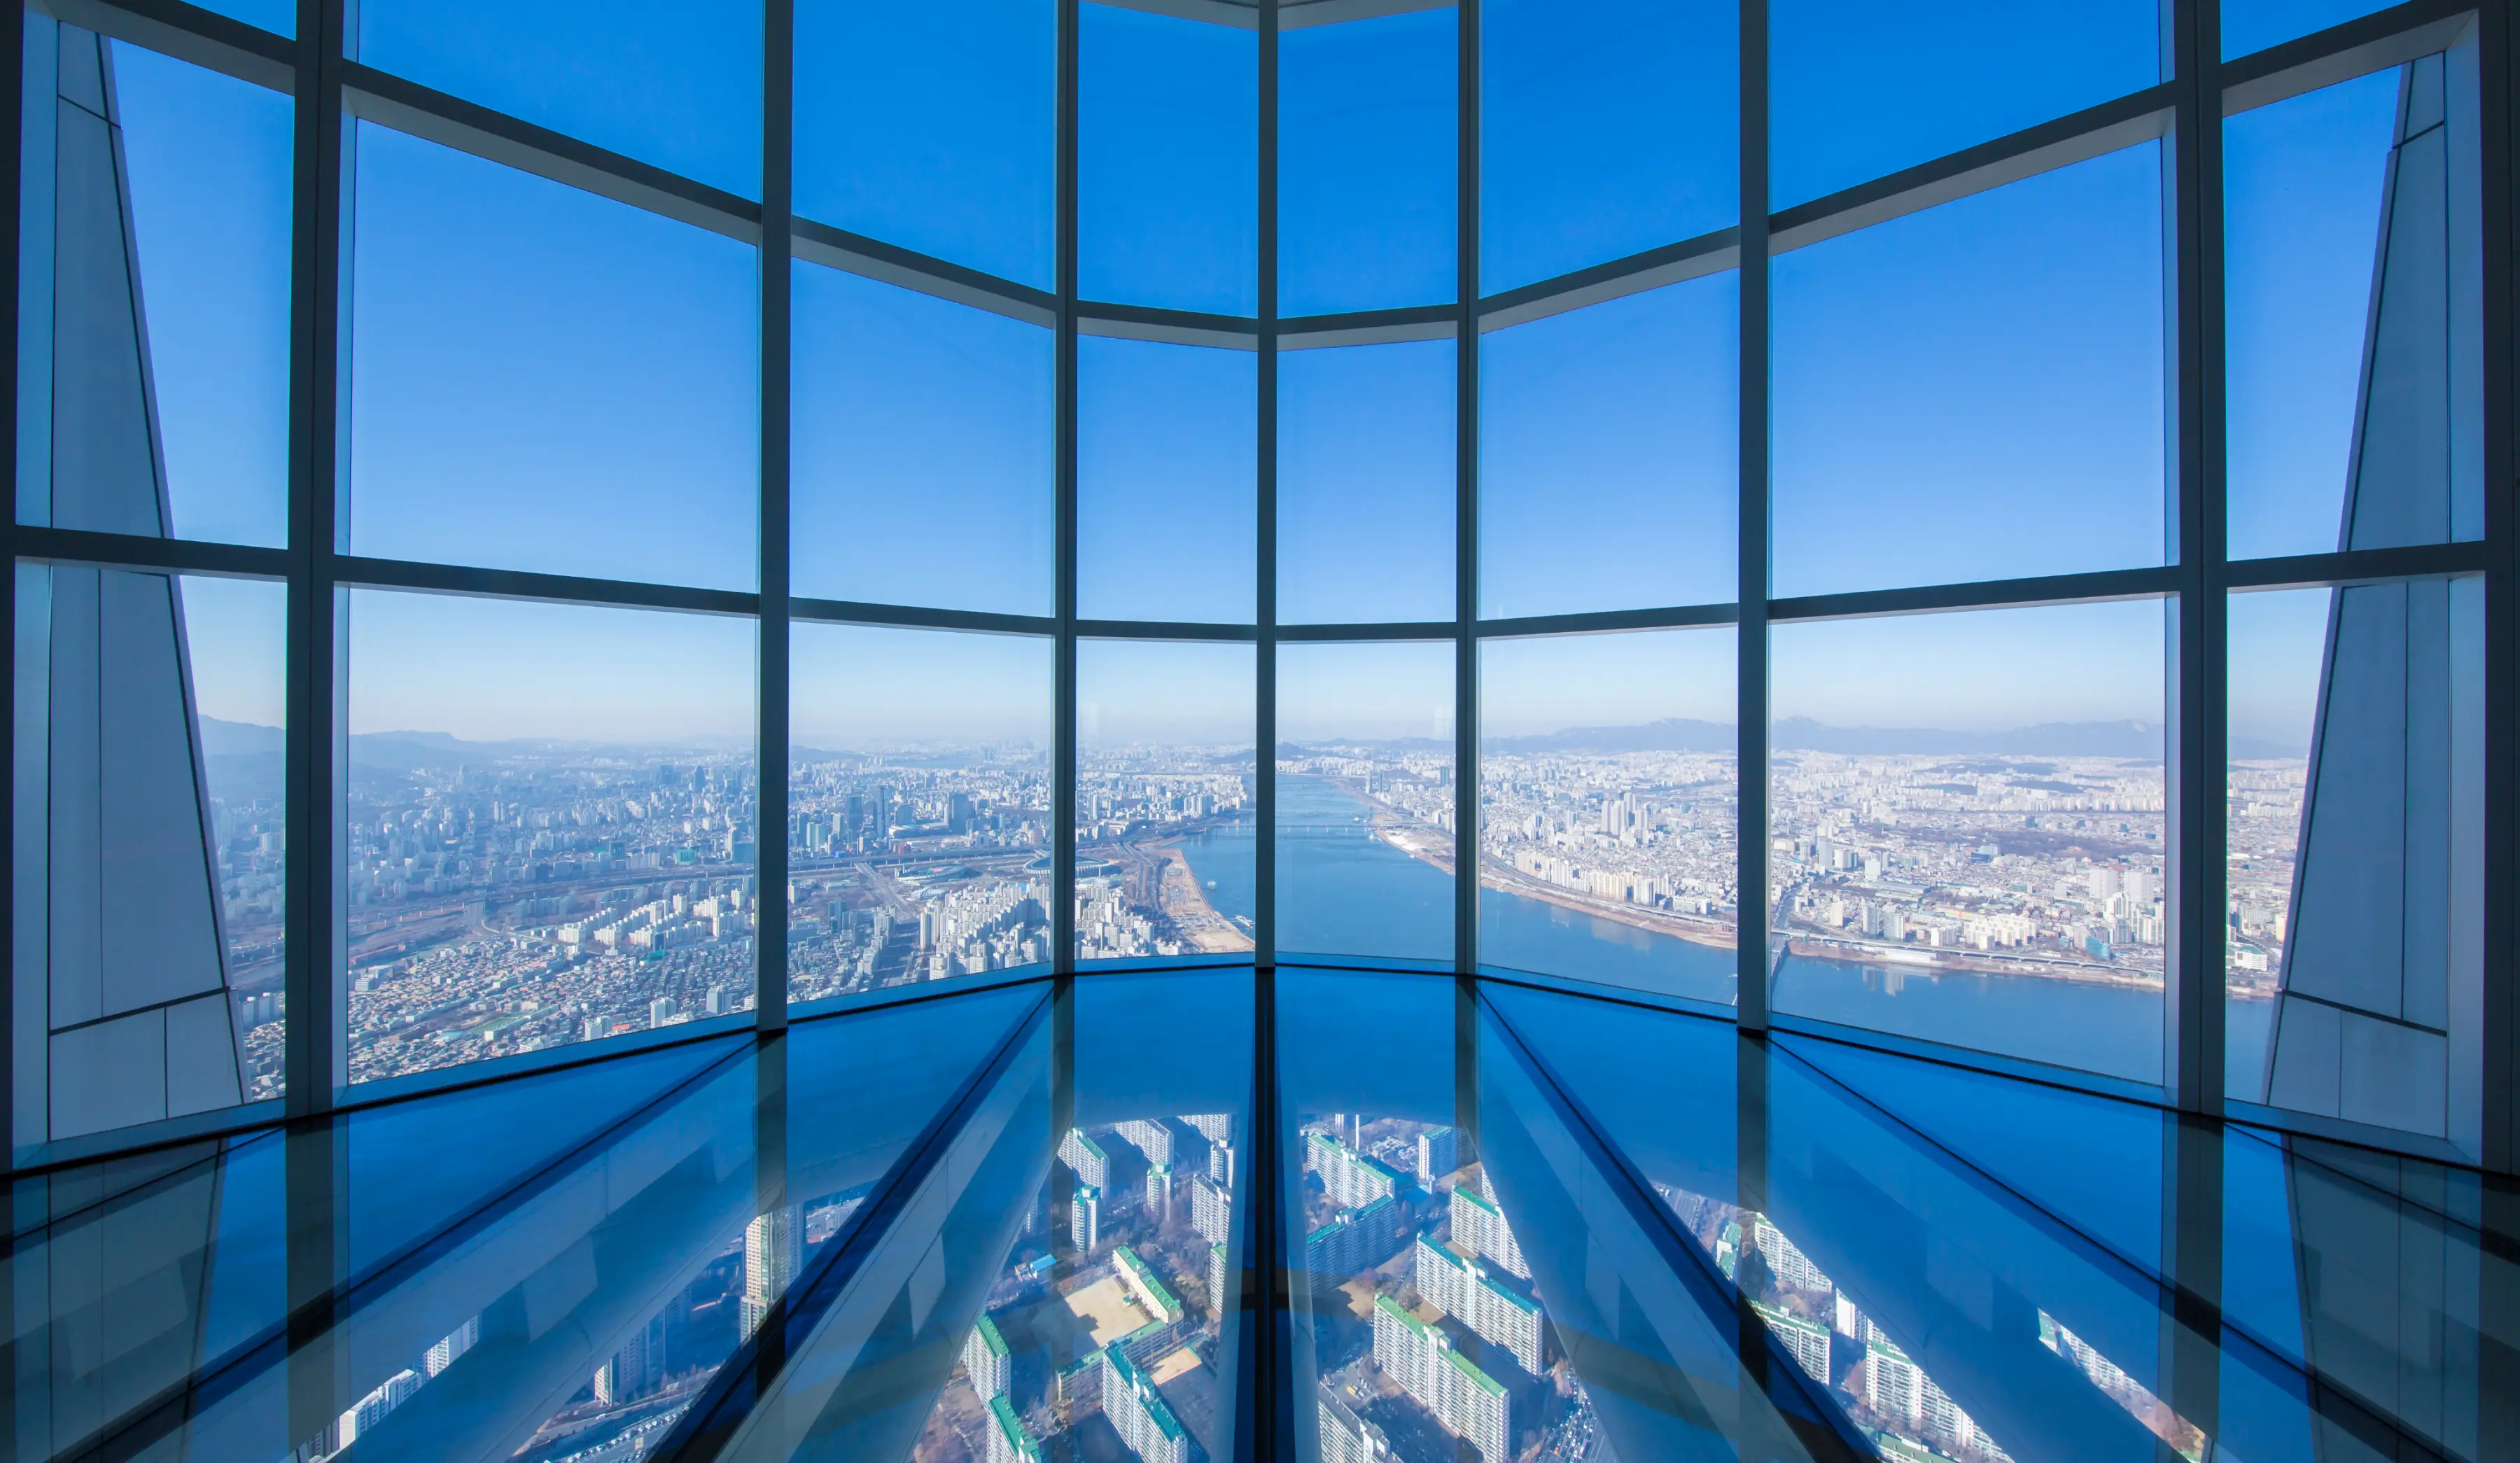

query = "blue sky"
[[97, 10, 2412, 746]]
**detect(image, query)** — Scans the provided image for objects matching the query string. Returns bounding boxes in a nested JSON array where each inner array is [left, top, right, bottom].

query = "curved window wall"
[[9, 1, 2507, 1186]]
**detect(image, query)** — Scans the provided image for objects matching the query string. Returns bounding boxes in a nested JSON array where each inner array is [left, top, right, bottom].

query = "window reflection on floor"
[[1299, 1114, 1609, 1463], [908, 1113, 1240, 1463]]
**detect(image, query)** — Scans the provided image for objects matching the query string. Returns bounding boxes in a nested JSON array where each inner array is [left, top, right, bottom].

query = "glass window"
[[1278, 339, 1454, 626], [2228, 59, 2480, 560], [19, 27, 292, 547], [340, 591, 758, 1085], [1077, 335, 1257, 624], [1478, 629, 1737, 1004], [1770, 0, 2160, 209], [2225, 588, 2326, 1100], [900, 971, 1252, 1463], [1278, 6, 1455, 316], [195, 0, 295, 34], [1276, 640, 1455, 965], [791, 265, 1054, 617], [788, 622, 1052, 1002], [2232, 577, 2481, 1137], [1768, 599, 2169, 1086], [346, 124, 760, 591], [2224, 0, 2398, 59], [1077, 638, 1256, 965], [13, 567, 286, 1143], [1480, 273, 1737, 617], [1772, 147, 2166, 598], [353, 0, 762, 200], [1481, 0, 1737, 294], [1079, 3, 1257, 315], [794, 0, 1054, 289]]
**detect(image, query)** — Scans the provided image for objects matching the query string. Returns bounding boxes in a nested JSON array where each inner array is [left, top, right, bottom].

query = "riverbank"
[[1152, 841, 1254, 953]]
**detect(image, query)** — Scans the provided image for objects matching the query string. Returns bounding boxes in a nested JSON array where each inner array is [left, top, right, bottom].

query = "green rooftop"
[[1114, 1245, 1184, 1321], [988, 1395, 1040, 1460], [1102, 1343, 1187, 1442], [1443, 1347, 1507, 1398], [972, 1312, 1009, 1359]]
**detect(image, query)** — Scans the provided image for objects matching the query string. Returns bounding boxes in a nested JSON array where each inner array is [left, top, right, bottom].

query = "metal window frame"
[[0, 0, 2509, 1187]]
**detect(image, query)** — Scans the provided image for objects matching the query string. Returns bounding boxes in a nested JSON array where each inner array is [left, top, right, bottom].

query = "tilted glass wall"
[[9, 0, 2511, 1182]]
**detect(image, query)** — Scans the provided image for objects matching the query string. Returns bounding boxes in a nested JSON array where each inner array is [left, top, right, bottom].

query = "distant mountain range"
[[1483, 716, 2306, 761], [200, 716, 2309, 765]]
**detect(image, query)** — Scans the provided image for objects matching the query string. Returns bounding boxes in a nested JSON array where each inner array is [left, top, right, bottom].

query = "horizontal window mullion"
[[792, 596, 1054, 636], [15, 526, 290, 579], [1768, 566, 2180, 622], [333, 555, 759, 616]]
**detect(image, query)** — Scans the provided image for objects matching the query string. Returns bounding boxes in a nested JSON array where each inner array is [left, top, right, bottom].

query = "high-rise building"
[[1145, 1162, 1172, 1223], [986, 1394, 1043, 1463], [964, 1314, 1012, 1400], [1181, 1114, 1233, 1147], [1752, 1215, 1833, 1295], [1208, 1140, 1235, 1189], [741, 1206, 801, 1338], [1303, 1194, 1408, 1289], [1755, 1301, 1832, 1382], [425, 1315, 479, 1377], [1413, 1236, 1543, 1375], [1317, 1382, 1394, 1463], [1115, 1116, 1177, 1167], [1100, 1343, 1196, 1463], [1208, 1242, 1231, 1311], [335, 1368, 424, 1450], [1371, 1295, 1509, 1463], [1072, 1184, 1101, 1253], [1115, 1244, 1185, 1325], [1061, 1127, 1112, 1189], [1449, 1186, 1529, 1281], [1307, 1133, 1399, 1210], [1417, 1126, 1461, 1186], [1190, 1174, 1233, 1247]]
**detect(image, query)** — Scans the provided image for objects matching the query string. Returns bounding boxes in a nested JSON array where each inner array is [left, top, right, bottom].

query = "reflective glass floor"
[[10, 970, 2513, 1463]]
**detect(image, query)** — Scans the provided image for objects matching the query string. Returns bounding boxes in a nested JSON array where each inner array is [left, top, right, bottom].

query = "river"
[[1175, 776, 2274, 1091]]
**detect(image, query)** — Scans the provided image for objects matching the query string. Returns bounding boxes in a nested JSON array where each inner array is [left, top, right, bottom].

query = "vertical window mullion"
[[1739, 0, 1772, 1032], [757, 0, 794, 1032]]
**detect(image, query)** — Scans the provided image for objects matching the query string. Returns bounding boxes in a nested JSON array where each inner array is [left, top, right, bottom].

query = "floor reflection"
[[6, 969, 2510, 1463]]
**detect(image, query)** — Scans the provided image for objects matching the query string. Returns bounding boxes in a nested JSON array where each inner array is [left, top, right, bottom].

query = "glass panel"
[[132, 991, 1030, 1463], [2224, 0, 2396, 59], [1508, 986, 2213, 1463], [18, 27, 292, 547], [2234, 578, 2481, 1137], [354, 0, 762, 199], [1077, 335, 1257, 624], [1278, 339, 1453, 626], [2, 1130, 288, 1456], [1480, 272, 1737, 617], [1770, 0, 2160, 209], [1276, 641, 1455, 965], [346, 123, 760, 590], [1768, 600, 2169, 1086], [13, 568, 285, 1146], [1278, 6, 1456, 316], [341, 591, 758, 1085], [737, 972, 1250, 1462], [1482, 0, 1737, 294], [794, 0, 1055, 289], [1077, 638, 1256, 964], [1478, 628, 1737, 1004], [791, 265, 1054, 617], [1782, 1033, 2166, 1271], [2225, 589, 2325, 1100], [2227, 59, 2482, 559], [1079, 3, 1257, 316], [193, 0, 295, 34], [788, 622, 1053, 1003], [1772, 147, 2166, 598]]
